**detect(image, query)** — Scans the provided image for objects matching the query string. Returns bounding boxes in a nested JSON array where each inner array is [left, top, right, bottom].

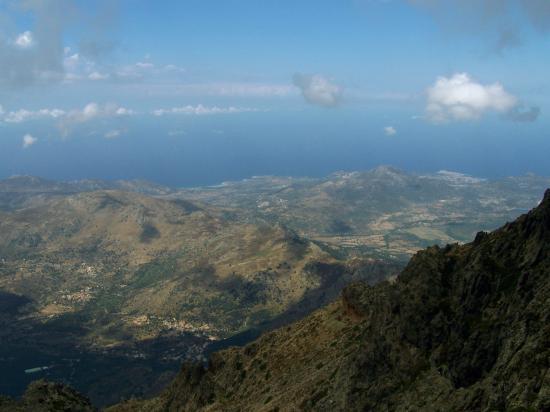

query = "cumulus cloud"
[[152, 104, 259, 116], [22, 133, 37, 148], [57, 102, 133, 136], [73, 102, 132, 121], [426, 73, 517, 122], [384, 126, 397, 136], [14, 31, 34, 49], [62, 48, 109, 82], [78, 103, 100, 121], [293, 73, 342, 107]]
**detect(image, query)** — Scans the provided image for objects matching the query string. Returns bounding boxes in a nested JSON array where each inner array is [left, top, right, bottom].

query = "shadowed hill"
[[109, 189, 549, 411]]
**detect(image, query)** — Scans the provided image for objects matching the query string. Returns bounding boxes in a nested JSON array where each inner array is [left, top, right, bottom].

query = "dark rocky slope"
[[0, 380, 95, 411], [110, 189, 550, 411]]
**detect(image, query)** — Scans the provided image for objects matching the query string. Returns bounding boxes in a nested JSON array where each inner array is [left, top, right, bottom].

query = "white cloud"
[[62, 48, 114, 83], [4, 108, 66, 123], [1, 102, 139, 143], [384, 126, 397, 136], [115, 107, 131, 115], [1, 103, 134, 127], [58, 103, 134, 136], [14, 31, 34, 49], [88, 71, 109, 80], [69, 103, 133, 122], [83, 102, 100, 117], [63, 52, 80, 71], [135, 62, 154, 69], [104, 129, 122, 139], [426, 73, 517, 122], [293, 73, 342, 107], [63, 50, 103, 83], [152, 104, 259, 116], [22, 134, 37, 148]]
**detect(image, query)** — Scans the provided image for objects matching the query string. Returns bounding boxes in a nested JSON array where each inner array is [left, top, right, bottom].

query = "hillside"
[[0, 190, 352, 340], [2, 169, 549, 261], [0, 190, 397, 405], [110, 189, 550, 411], [175, 167, 550, 259], [0, 176, 173, 211]]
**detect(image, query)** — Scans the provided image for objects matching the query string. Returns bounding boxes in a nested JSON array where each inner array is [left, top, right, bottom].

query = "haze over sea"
[[2, 108, 549, 187]]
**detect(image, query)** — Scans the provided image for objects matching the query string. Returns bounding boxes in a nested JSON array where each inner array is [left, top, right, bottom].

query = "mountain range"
[[0, 168, 548, 408], [173, 167, 550, 260], [2, 188, 548, 411], [3, 167, 549, 262]]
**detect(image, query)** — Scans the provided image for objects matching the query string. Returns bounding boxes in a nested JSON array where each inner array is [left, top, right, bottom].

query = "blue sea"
[[1, 107, 548, 187]]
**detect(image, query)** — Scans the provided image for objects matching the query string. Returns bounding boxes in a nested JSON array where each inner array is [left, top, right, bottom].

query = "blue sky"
[[0, 0, 549, 186]]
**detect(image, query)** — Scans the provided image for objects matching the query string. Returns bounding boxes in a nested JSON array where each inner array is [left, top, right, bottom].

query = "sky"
[[0, 0, 549, 186]]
